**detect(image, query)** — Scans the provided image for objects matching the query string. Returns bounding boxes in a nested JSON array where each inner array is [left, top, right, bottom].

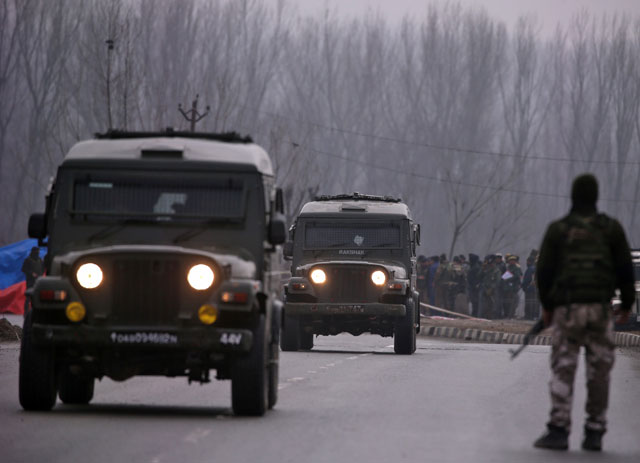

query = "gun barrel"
[[509, 319, 546, 360]]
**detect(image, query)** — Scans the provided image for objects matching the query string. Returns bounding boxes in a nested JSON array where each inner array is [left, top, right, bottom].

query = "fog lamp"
[[76, 263, 103, 289], [371, 270, 386, 286], [65, 302, 86, 322], [310, 268, 327, 284], [188, 264, 215, 290], [198, 304, 218, 325]]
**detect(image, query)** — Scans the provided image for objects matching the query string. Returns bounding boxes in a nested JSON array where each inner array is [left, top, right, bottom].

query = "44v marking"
[[220, 332, 243, 345]]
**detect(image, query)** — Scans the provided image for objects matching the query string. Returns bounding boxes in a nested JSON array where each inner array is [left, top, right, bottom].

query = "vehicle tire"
[[394, 299, 416, 355], [268, 310, 280, 409], [280, 314, 299, 352], [58, 368, 95, 405], [299, 330, 314, 351], [19, 311, 57, 411], [415, 294, 421, 334], [232, 315, 268, 416]]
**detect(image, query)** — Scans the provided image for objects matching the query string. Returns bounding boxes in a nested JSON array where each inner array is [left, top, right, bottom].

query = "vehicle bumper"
[[31, 324, 254, 353], [284, 302, 405, 316]]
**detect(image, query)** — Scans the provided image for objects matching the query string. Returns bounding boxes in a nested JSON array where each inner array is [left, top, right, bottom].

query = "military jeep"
[[281, 193, 421, 354], [20, 130, 286, 416]]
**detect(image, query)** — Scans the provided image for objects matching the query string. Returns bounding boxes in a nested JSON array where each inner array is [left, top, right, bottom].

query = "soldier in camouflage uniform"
[[521, 252, 539, 320], [533, 174, 634, 452], [479, 255, 501, 319], [500, 254, 522, 318]]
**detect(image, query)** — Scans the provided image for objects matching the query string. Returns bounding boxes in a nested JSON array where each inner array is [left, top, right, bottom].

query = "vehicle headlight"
[[76, 263, 103, 289], [371, 270, 386, 286], [188, 264, 215, 290], [310, 268, 327, 284]]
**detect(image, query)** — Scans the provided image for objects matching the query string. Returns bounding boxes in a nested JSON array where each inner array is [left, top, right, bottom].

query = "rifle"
[[509, 318, 546, 360]]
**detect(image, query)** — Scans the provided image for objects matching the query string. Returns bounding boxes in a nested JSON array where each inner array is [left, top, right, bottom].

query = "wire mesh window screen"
[[304, 222, 401, 249], [73, 178, 244, 219]]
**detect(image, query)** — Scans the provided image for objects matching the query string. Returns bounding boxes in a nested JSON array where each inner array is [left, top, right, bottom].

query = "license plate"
[[327, 305, 365, 313], [109, 332, 178, 345]]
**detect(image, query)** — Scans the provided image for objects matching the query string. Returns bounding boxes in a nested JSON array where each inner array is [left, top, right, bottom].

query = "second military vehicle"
[[281, 193, 421, 354]]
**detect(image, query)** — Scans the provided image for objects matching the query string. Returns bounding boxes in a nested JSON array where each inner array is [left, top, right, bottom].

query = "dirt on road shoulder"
[[0, 319, 22, 342]]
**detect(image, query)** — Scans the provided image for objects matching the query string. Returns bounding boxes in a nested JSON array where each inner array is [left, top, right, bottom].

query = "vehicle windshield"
[[304, 221, 401, 249], [71, 176, 245, 222]]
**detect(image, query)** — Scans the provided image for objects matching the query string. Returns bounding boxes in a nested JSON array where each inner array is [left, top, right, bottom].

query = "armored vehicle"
[[281, 193, 421, 354], [20, 130, 286, 416]]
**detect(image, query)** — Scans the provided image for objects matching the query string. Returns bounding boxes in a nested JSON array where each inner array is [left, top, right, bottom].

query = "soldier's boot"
[[533, 424, 569, 450], [581, 428, 604, 452]]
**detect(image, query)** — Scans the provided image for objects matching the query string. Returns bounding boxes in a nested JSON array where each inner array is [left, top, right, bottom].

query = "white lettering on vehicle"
[[109, 332, 178, 345], [220, 333, 243, 345], [338, 249, 365, 255]]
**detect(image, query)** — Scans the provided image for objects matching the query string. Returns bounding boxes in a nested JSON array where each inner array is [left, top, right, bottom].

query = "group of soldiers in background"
[[416, 249, 540, 320]]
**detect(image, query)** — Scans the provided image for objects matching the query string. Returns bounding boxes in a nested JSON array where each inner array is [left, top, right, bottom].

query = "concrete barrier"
[[419, 325, 640, 347]]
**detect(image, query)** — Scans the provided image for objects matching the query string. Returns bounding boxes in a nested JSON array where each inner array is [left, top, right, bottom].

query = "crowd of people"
[[416, 250, 540, 320]]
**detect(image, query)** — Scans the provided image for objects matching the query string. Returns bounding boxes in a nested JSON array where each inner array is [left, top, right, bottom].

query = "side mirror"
[[414, 224, 421, 246], [283, 241, 294, 261], [28, 213, 47, 241], [269, 214, 287, 245]]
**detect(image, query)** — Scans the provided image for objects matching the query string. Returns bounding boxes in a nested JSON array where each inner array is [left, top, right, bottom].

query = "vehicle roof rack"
[[314, 192, 402, 203], [94, 128, 253, 144]]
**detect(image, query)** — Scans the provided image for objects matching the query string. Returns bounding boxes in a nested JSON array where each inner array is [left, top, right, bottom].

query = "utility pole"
[[178, 94, 210, 132], [105, 39, 114, 131]]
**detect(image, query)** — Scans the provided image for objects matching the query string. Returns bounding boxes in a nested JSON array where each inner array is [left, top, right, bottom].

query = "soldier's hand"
[[614, 309, 630, 325]]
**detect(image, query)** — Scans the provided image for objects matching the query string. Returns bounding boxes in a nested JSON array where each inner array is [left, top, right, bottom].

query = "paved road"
[[1, 333, 639, 462]]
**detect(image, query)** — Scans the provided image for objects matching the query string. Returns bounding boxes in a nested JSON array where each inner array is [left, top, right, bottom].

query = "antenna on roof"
[[178, 94, 210, 132]]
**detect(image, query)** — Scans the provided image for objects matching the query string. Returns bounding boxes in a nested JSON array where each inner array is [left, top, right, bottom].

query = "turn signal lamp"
[[198, 304, 218, 325], [65, 302, 86, 322], [371, 270, 386, 286], [188, 264, 215, 290], [221, 292, 249, 304], [39, 290, 68, 301], [387, 283, 403, 291], [310, 268, 327, 284], [76, 263, 103, 289]]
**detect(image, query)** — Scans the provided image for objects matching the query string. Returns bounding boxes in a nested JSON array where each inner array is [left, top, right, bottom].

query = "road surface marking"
[[184, 427, 212, 444]]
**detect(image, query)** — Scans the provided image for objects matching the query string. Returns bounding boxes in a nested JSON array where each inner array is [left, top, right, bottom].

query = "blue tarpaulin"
[[0, 239, 46, 314]]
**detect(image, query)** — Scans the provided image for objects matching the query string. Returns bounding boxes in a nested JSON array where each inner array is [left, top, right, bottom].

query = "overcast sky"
[[270, 0, 640, 36]]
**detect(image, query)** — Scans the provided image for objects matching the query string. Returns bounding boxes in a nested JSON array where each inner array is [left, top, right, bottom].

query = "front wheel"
[[232, 315, 269, 416], [280, 314, 300, 352], [19, 311, 57, 411], [299, 330, 314, 351], [394, 299, 416, 355], [58, 368, 95, 405], [268, 309, 280, 410]]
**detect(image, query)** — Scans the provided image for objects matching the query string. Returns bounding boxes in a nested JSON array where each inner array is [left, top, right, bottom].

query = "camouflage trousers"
[[548, 303, 615, 433]]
